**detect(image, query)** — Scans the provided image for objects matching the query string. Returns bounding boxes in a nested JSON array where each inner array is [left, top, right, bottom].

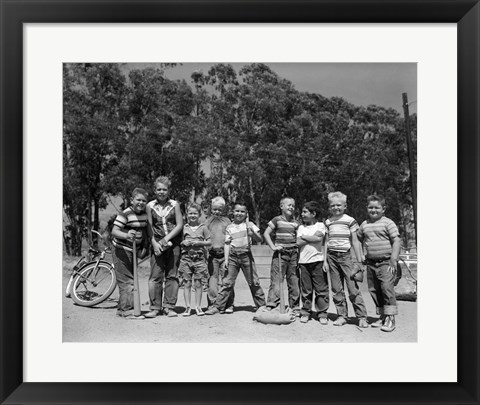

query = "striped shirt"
[[181, 223, 211, 255], [358, 216, 399, 259], [112, 207, 148, 252], [268, 216, 299, 246], [325, 214, 358, 252], [225, 221, 259, 249]]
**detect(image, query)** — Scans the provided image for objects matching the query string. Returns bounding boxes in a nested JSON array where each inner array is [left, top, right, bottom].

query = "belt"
[[328, 250, 350, 256], [187, 250, 204, 260], [230, 249, 250, 257], [366, 256, 390, 264], [209, 248, 224, 258], [276, 244, 298, 251]]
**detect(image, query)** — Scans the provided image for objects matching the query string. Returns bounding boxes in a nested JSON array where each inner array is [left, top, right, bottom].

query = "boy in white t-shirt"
[[296, 201, 329, 324], [205, 201, 266, 315]]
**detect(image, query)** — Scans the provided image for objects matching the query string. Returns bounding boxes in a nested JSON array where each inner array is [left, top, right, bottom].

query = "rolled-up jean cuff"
[[383, 305, 398, 315]]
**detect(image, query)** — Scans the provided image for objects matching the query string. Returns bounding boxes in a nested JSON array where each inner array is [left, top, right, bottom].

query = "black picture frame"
[[1, 1, 478, 404]]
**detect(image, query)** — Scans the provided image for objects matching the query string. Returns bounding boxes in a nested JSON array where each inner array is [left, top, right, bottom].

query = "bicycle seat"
[[88, 247, 100, 255]]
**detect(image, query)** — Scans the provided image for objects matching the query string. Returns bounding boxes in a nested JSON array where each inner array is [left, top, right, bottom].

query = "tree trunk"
[[248, 175, 261, 241], [93, 197, 100, 248]]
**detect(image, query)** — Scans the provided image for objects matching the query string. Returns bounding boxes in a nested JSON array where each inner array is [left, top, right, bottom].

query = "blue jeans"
[[327, 250, 367, 318], [214, 250, 266, 311], [207, 253, 234, 308], [366, 259, 398, 315], [266, 249, 300, 309], [299, 261, 329, 317], [112, 247, 134, 313], [148, 245, 180, 310]]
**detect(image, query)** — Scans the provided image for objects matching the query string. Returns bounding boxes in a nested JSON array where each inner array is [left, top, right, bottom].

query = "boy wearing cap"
[[357, 194, 402, 332]]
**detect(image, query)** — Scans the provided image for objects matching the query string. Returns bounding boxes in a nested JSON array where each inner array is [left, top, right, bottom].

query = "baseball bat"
[[279, 252, 286, 314], [132, 238, 141, 317]]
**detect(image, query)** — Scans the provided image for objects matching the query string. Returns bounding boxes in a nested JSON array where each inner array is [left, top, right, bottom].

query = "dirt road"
[[63, 254, 416, 343]]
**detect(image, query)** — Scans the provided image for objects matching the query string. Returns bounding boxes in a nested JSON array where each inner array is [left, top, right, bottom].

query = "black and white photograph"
[[62, 62, 417, 343]]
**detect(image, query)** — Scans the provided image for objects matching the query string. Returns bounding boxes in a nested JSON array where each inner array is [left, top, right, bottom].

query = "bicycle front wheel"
[[71, 261, 116, 307]]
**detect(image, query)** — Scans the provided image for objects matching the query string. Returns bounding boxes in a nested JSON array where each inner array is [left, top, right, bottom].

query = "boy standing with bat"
[[111, 187, 148, 319]]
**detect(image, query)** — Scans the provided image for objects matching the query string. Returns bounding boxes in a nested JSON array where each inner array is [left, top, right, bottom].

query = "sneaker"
[[195, 307, 205, 316], [144, 309, 161, 318], [381, 316, 396, 332], [163, 308, 178, 318], [117, 310, 145, 320], [292, 309, 301, 317], [205, 307, 220, 315], [224, 306, 234, 314], [371, 317, 385, 328], [181, 307, 191, 317], [358, 318, 369, 328], [116, 310, 134, 318], [300, 315, 309, 323], [318, 317, 328, 325], [124, 314, 145, 320], [333, 316, 347, 326]]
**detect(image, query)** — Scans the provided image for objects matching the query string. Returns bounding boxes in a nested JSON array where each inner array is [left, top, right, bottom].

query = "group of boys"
[[111, 188, 401, 333], [203, 192, 401, 333]]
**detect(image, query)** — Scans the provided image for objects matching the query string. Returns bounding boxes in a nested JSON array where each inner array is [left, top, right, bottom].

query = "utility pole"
[[402, 93, 417, 246]]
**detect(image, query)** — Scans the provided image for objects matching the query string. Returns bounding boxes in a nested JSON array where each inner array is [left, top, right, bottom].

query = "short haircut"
[[280, 196, 295, 205], [303, 201, 322, 218], [154, 176, 171, 189], [328, 191, 347, 204], [132, 187, 148, 198], [233, 199, 248, 209], [187, 202, 202, 213], [367, 194, 386, 207], [211, 196, 226, 207]]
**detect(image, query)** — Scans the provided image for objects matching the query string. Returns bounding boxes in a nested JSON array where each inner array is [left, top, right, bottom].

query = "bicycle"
[[65, 230, 117, 307]]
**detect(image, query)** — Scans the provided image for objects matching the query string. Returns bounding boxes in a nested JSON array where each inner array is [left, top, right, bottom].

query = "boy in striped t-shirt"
[[357, 195, 401, 332], [111, 188, 148, 319], [264, 197, 300, 313], [324, 192, 368, 328]]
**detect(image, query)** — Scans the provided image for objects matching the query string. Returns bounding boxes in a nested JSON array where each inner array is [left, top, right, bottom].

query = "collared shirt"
[[181, 223, 211, 255], [225, 221, 259, 249], [325, 214, 358, 252], [147, 199, 178, 241], [358, 216, 399, 259], [204, 215, 231, 249]]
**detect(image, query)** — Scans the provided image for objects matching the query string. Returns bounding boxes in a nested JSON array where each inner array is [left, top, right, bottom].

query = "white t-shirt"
[[297, 222, 326, 264]]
